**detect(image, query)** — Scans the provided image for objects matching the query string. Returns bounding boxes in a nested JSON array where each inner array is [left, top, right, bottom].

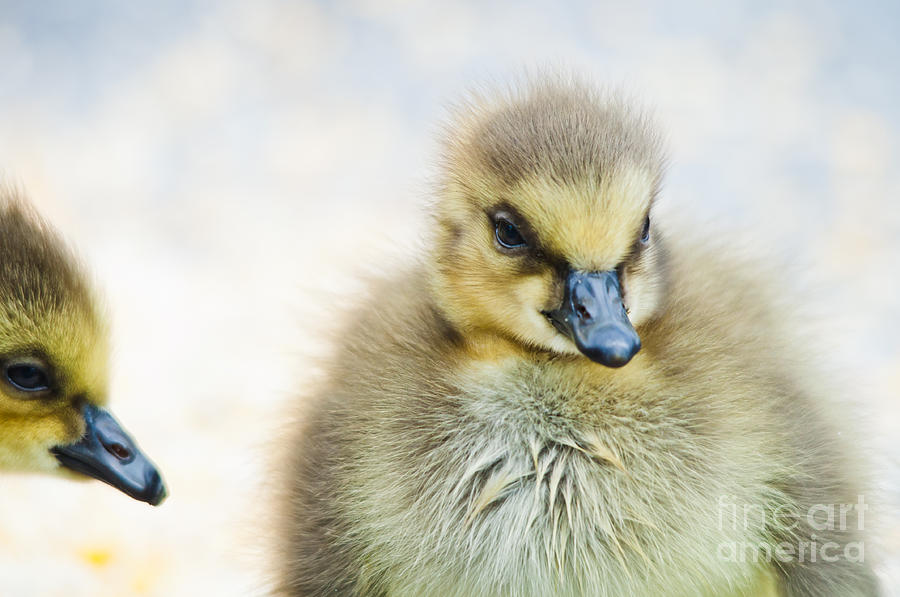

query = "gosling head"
[[0, 191, 166, 505], [431, 80, 667, 368]]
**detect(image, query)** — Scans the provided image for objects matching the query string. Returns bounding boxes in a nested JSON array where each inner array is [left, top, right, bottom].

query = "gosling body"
[[277, 81, 877, 596]]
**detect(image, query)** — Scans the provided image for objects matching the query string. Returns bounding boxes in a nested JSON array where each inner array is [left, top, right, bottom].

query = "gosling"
[[276, 80, 878, 596], [0, 188, 166, 506]]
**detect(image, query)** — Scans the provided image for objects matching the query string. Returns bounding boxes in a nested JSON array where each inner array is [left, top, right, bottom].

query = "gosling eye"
[[495, 218, 527, 249], [3, 360, 52, 395], [640, 215, 651, 244]]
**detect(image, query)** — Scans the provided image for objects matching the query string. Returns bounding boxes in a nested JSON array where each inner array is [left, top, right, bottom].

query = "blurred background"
[[0, 0, 897, 595]]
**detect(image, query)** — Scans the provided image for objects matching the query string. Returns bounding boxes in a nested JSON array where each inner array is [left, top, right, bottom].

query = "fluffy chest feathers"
[[347, 357, 781, 597]]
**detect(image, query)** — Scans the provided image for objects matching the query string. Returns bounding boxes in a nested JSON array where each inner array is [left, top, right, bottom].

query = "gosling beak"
[[546, 270, 641, 368], [51, 403, 167, 506]]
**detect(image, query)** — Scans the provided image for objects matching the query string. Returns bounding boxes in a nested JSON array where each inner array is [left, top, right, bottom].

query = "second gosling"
[[0, 188, 166, 506]]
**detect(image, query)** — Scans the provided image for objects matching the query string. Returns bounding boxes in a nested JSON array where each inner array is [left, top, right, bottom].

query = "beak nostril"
[[106, 443, 131, 460], [575, 304, 592, 321]]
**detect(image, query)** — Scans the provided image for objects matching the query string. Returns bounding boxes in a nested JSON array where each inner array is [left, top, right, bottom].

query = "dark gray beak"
[[545, 270, 641, 367], [52, 403, 167, 506]]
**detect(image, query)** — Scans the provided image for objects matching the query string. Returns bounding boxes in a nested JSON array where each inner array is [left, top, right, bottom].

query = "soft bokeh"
[[0, 1, 897, 595]]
